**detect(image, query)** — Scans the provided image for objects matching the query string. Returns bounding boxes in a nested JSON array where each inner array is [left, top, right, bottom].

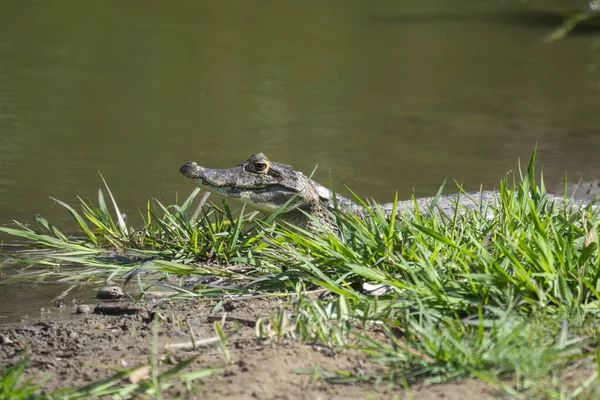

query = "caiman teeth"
[[194, 177, 267, 190]]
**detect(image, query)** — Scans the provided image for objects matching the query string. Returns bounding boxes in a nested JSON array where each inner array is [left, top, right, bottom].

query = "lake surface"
[[1, 0, 600, 321]]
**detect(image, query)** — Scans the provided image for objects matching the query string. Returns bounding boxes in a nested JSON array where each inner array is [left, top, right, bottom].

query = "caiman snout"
[[180, 161, 200, 178]]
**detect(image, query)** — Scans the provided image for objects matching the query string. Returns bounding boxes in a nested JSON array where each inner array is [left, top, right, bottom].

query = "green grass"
[[0, 357, 44, 400], [1, 152, 600, 397], [0, 183, 270, 286], [254, 154, 600, 397]]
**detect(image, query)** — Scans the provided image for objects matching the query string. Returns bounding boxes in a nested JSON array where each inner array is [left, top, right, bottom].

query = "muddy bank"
[[0, 295, 507, 399]]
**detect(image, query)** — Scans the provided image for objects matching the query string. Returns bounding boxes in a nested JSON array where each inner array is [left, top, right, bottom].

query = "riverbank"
[[1, 156, 600, 398]]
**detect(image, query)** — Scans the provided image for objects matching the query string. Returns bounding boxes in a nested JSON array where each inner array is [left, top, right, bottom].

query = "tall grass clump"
[[0, 357, 44, 400], [259, 153, 600, 393], [267, 154, 600, 315], [0, 181, 269, 282]]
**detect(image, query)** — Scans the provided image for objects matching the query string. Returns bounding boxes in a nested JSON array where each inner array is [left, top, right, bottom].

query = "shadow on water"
[[372, 10, 600, 36]]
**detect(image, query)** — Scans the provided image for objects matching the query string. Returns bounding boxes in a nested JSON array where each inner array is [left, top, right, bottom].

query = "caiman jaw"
[[180, 154, 316, 213]]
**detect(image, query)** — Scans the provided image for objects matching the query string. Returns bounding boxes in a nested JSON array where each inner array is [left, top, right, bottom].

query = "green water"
[[1, 0, 600, 321]]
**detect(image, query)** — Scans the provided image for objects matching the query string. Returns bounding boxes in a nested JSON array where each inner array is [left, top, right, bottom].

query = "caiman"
[[180, 153, 597, 230]]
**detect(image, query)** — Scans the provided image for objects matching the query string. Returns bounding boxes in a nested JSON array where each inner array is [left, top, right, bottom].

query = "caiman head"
[[180, 153, 327, 214]]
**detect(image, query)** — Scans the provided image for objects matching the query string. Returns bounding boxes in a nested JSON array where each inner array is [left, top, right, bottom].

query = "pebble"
[[75, 305, 92, 314], [0, 334, 14, 345], [96, 285, 124, 300]]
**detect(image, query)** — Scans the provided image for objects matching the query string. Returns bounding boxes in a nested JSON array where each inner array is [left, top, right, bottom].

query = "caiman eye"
[[244, 157, 271, 174], [254, 162, 268, 172]]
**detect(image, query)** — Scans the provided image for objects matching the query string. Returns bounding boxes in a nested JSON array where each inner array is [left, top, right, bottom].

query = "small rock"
[[126, 365, 151, 384], [75, 305, 92, 314], [97, 285, 124, 300], [362, 282, 393, 296], [0, 334, 14, 345], [94, 304, 144, 316]]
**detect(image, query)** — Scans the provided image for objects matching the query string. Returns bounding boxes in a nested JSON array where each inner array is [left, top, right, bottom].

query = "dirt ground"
[[0, 296, 503, 399]]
